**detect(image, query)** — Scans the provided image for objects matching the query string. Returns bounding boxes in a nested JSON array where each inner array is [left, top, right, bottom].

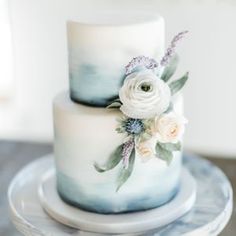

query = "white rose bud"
[[137, 142, 153, 162], [154, 113, 188, 143], [119, 70, 171, 119], [137, 139, 156, 162]]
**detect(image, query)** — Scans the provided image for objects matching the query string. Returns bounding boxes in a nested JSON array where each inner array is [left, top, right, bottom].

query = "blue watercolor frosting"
[[56, 164, 181, 214], [69, 64, 125, 106]]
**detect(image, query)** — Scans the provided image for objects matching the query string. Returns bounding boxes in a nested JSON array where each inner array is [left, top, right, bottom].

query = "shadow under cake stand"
[[8, 154, 233, 235]]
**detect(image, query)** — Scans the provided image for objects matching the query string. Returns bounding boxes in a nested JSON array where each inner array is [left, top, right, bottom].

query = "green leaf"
[[159, 142, 182, 152], [169, 72, 189, 95], [107, 101, 122, 109], [139, 132, 152, 142], [106, 98, 122, 109], [115, 127, 125, 133], [112, 98, 121, 103], [155, 143, 173, 165], [116, 148, 135, 192], [164, 102, 173, 114], [161, 54, 179, 82], [94, 145, 123, 172]]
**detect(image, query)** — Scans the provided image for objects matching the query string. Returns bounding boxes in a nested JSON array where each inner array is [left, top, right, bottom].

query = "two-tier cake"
[[53, 13, 189, 214]]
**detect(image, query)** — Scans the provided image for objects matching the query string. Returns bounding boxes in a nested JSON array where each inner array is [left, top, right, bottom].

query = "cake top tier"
[[67, 13, 165, 107]]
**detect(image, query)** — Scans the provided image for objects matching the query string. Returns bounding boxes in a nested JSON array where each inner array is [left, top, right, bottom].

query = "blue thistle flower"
[[124, 118, 144, 135]]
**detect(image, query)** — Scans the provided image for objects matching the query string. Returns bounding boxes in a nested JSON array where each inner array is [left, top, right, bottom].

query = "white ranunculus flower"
[[154, 113, 188, 143], [119, 70, 171, 119]]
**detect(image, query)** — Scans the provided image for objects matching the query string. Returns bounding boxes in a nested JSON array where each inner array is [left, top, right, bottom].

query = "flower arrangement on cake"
[[95, 31, 189, 191]]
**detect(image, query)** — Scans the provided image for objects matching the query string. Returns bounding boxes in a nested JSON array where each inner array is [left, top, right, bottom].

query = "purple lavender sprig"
[[160, 31, 189, 67], [122, 139, 135, 169], [125, 56, 158, 75]]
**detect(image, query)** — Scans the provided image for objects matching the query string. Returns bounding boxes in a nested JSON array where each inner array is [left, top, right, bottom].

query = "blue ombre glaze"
[[69, 64, 125, 107], [57, 170, 180, 214]]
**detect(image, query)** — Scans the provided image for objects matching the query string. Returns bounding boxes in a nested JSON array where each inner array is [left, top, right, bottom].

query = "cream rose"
[[137, 141, 154, 162], [119, 70, 171, 119], [154, 113, 187, 143]]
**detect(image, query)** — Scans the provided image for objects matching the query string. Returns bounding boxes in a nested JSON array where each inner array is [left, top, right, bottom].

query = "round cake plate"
[[38, 167, 196, 234], [8, 154, 233, 236]]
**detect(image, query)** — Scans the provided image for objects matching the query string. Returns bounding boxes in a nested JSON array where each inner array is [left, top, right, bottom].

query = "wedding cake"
[[53, 13, 189, 214]]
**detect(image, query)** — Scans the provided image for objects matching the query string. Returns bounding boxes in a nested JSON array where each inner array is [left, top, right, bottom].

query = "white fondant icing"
[[68, 17, 165, 66]]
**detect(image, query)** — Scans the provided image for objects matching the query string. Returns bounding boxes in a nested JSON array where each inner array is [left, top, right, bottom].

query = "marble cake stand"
[[8, 154, 233, 236]]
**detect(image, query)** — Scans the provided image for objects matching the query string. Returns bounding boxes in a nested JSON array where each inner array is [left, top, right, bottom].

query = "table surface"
[[0, 140, 235, 236]]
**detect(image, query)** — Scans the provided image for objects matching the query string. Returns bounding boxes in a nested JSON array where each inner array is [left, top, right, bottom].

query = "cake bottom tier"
[[53, 92, 183, 214]]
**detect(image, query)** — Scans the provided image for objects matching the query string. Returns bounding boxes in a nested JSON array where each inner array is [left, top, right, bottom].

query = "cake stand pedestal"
[[8, 154, 233, 236]]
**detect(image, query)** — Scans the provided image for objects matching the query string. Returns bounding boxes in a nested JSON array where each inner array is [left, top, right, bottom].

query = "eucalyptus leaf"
[[115, 127, 124, 133], [164, 102, 173, 114], [155, 143, 173, 165], [140, 132, 152, 142], [107, 102, 122, 109], [161, 54, 179, 82], [94, 144, 123, 173], [169, 72, 189, 95], [116, 148, 135, 192], [113, 98, 121, 103], [159, 142, 182, 152]]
